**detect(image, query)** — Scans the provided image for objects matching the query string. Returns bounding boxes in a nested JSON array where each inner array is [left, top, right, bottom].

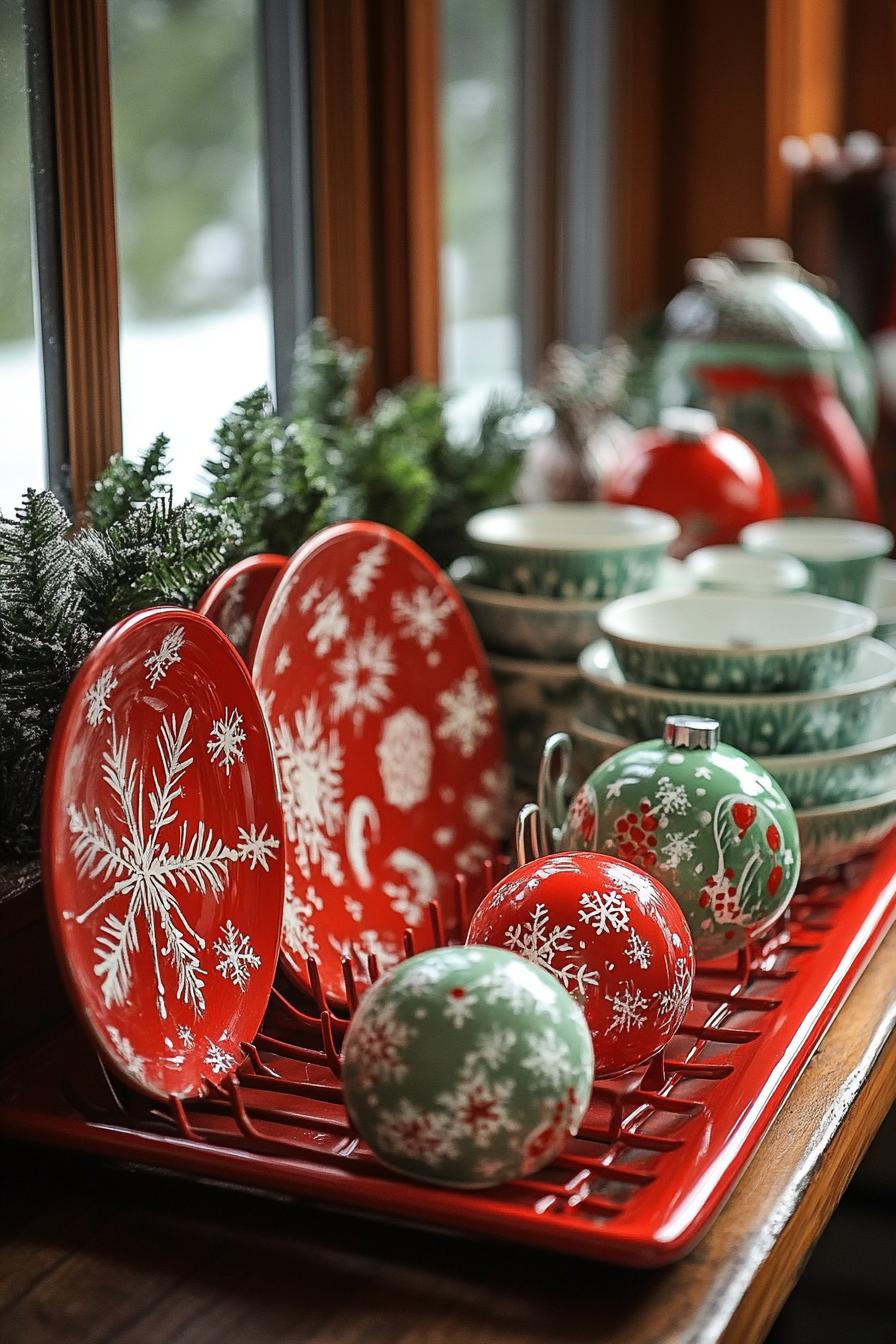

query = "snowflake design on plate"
[[653, 956, 693, 1028], [207, 707, 246, 776], [578, 887, 630, 935], [272, 695, 345, 883], [607, 981, 650, 1034], [331, 621, 395, 730], [144, 626, 185, 688], [348, 541, 388, 601], [282, 873, 321, 961], [106, 1025, 148, 1084], [375, 707, 433, 811], [67, 709, 248, 1019], [274, 644, 292, 676], [84, 666, 118, 727], [308, 589, 349, 657], [204, 1039, 237, 1076], [176, 1023, 195, 1049], [391, 586, 453, 649], [234, 824, 280, 871], [435, 668, 496, 758], [213, 919, 261, 990]]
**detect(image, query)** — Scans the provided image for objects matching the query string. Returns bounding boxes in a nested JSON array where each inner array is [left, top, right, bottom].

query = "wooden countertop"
[[2, 922, 895, 1344]]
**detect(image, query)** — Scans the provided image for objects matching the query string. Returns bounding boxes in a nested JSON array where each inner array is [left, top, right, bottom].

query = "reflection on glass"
[[109, 0, 272, 497], [0, 3, 45, 513], [440, 0, 520, 396]]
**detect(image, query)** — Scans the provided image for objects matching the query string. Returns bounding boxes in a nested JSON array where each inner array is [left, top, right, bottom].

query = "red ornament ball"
[[602, 409, 780, 557], [467, 852, 696, 1076]]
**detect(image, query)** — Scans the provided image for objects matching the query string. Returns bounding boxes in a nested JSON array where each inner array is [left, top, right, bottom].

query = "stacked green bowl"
[[454, 501, 684, 787]]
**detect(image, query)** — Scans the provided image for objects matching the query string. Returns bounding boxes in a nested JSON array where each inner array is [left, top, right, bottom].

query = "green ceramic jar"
[[341, 946, 594, 1188], [558, 716, 801, 961]]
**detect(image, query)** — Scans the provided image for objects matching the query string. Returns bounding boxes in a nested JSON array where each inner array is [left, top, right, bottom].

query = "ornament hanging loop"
[[515, 803, 544, 869], [537, 732, 572, 854]]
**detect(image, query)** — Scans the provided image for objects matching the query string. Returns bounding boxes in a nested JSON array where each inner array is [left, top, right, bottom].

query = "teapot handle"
[[537, 732, 572, 855]]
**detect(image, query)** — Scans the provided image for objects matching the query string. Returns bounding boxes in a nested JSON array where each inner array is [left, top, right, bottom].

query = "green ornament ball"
[[341, 945, 594, 1189], [561, 719, 801, 960]]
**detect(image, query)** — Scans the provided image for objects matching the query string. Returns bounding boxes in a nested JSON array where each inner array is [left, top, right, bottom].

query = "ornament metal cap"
[[659, 406, 718, 441], [663, 715, 719, 750]]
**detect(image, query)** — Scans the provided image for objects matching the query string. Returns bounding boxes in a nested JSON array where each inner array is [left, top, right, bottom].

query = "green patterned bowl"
[[577, 637, 896, 755], [488, 652, 583, 787], [599, 589, 873, 693], [740, 518, 893, 606], [797, 788, 896, 875], [869, 558, 896, 644], [465, 503, 680, 599], [450, 556, 694, 661], [571, 703, 896, 809], [686, 545, 809, 594]]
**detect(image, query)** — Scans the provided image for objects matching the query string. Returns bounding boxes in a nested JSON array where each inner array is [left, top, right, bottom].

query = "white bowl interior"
[[466, 503, 678, 552], [599, 590, 872, 652], [869, 558, 896, 618], [686, 545, 809, 591], [741, 518, 893, 562]]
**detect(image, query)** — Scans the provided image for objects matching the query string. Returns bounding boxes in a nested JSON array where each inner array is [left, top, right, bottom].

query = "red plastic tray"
[[2, 837, 895, 1267]]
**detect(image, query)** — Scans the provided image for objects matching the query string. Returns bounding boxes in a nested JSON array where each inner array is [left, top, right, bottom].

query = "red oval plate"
[[252, 522, 507, 1001], [42, 608, 285, 1100], [197, 553, 288, 662]]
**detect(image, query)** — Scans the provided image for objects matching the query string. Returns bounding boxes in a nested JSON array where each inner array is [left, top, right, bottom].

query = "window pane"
[[109, 0, 272, 498], [0, 3, 45, 513], [440, 0, 520, 396]]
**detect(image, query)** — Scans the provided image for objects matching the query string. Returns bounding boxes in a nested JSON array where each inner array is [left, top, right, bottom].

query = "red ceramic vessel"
[[466, 851, 696, 1076], [602, 408, 780, 557], [252, 521, 507, 1004], [197, 553, 288, 663], [42, 607, 286, 1100]]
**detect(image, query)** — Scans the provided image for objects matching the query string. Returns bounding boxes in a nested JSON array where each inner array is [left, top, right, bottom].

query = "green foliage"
[[291, 318, 367, 428], [85, 434, 171, 530], [0, 488, 243, 860], [0, 492, 91, 857]]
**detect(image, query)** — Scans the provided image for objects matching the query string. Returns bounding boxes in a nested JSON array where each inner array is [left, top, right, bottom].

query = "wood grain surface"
[[1, 922, 894, 1344]]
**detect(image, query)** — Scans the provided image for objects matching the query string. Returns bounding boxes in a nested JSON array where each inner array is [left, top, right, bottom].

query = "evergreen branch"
[[85, 435, 171, 530]]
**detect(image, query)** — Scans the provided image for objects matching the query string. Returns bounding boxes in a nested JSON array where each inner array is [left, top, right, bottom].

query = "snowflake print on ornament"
[[144, 625, 185, 687], [468, 853, 695, 1076], [436, 668, 497, 758], [207, 707, 246, 775], [84, 666, 118, 727]]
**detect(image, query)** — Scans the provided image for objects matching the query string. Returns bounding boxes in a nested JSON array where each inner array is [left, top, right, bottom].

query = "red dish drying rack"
[[2, 838, 896, 1268]]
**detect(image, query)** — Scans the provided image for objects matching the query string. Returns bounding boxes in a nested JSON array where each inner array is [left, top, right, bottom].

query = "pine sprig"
[[291, 317, 367, 427], [85, 434, 171, 530]]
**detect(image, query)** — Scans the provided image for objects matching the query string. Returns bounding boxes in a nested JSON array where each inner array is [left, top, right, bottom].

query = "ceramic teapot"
[[640, 240, 879, 522]]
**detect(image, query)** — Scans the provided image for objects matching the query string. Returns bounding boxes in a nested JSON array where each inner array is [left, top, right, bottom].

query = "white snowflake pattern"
[[350, 999, 413, 1087], [106, 1025, 148, 1083], [555, 960, 602, 999], [578, 887, 630, 935], [375, 707, 433, 810], [274, 644, 292, 676], [654, 775, 691, 822], [206, 708, 246, 776], [605, 778, 625, 800], [624, 928, 653, 970], [176, 1023, 195, 1049], [144, 625, 185, 687], [391, 586, 453, 649], [331, 621, 395, 730], [213, 919, 262, 990], [435, 668, 496, 758], [483, 972, 561, 1022], [68, 710, 243, 1019], [298, 579, 322, 614], [344, 895, 364, 923], [308, 588, 349, 656], [504, 902, 574, 973], [444, 988, 478, 1027], [348, 541, 388, 601], [282, 874, 321, 961], [659, 829, 699, 871], [204, 1039, 237, 1076], [607, 981, 650, 1034], [272, 695, 345, 883], [520, 1027, 573, 1089], [653, 957, 693, 1029], [376, 1099, 459, 1167], [84, 667, 118, 727], [234, 823, 280, 871], [436, 1068, 516, 1148], [467, 1026, 517, 1071]]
